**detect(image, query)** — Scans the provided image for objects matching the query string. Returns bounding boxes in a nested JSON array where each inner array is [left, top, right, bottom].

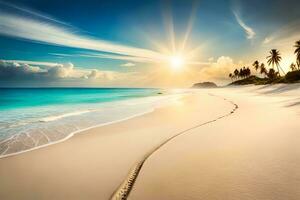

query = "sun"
[[170, 55, 185, 70]]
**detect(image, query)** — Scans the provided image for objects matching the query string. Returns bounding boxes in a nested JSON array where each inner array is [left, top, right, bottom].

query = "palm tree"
[[294, 40, 300, 69], [240, 68, 244, 79], [252, 60, 260, 71], [246, 67, 251, 77], [260, 63, 267, 77], [267, 49, 285, 76], [229, 73, 233, 82], [234, 69, 239, 79], [267, 68, 279, 80]]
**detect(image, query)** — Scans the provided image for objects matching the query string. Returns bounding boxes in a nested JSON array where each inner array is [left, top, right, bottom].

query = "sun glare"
[[170, 55, 185, 70]]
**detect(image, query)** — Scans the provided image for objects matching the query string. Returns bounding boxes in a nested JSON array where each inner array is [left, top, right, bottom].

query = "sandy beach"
[[0, 84, 300, 200], [1, 0, 300, 199]]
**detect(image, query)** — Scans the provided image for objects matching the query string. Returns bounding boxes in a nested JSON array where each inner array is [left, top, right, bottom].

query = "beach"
[[0, 84, 300, 200]]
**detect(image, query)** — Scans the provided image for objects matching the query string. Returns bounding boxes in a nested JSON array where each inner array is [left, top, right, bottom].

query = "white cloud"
[[0, 3, 208, 67], [233, 11, 256, 39], [87, 69, 99, 79], [198, 56, 237, 81], [263, 37, 273, 44], [5, 60, 60, 67], [0, 60, 80, 80], [48, 52, 155, 63], [121, 62, 136, 67], [86, 69, 131, 81], [80, 53, 154, 63], [0, 11, 167, 63], [47, 63, 74, 78], [0, 60, 132, 83], [0, 60, 43, 75]]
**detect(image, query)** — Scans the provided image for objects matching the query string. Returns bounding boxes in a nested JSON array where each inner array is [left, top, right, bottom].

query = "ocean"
[[0, 88, 185, 158]]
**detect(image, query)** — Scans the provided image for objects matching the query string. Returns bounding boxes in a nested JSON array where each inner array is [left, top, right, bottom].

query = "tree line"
[[229, 40, 300, 81]]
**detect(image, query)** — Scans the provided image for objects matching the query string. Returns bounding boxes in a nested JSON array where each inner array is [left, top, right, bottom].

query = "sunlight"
[[280, 53, 296, 72], [138, 1, 208, 70], [170, 55, 185, 70]]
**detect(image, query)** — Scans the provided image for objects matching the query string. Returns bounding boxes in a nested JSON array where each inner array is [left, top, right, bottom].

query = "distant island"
[[192, 82, 218, 88]]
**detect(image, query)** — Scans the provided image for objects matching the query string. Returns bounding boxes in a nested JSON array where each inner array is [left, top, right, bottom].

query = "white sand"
[[129, 84, 300, 200], [0, 84, 299, 200]]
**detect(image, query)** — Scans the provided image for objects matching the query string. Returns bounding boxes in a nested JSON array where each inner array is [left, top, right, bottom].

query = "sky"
[[0, 0, 299, 87]]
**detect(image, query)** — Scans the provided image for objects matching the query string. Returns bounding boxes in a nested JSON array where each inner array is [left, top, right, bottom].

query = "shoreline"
[[0, 108, 154, 159], [0, 92, 188, 159]]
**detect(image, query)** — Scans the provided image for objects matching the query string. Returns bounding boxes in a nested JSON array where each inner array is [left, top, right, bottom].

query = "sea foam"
[[39, 110, 93, 122]]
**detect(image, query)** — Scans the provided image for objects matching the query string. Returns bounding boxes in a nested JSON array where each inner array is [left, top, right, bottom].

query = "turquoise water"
[[0, 88, 176, 158], [0, 88, 160, 110]]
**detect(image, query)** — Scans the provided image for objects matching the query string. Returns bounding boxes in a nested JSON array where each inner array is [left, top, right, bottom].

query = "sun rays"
[[148, 1, 205, 71]]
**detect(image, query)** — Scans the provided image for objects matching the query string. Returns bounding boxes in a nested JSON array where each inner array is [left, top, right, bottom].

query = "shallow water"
[[0, 88, 186, 158]]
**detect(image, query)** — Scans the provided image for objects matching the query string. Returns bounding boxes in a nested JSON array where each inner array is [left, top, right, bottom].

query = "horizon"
[[0, 0, 300, 87]]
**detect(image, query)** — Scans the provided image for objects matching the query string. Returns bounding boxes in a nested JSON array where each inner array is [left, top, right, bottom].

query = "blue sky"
[[0, 0, 299, 87]]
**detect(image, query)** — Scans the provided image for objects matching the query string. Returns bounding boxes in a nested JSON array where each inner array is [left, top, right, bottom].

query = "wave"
[[39, 110, 93, 122], [0, 108, 154, 159]]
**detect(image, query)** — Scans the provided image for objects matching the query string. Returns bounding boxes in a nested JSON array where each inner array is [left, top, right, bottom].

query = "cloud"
[[0, 60, 43, 80], [4, 60, 60, 67], [198, 56, 238, 81], [263, 37, 273, 44], [86, 69, 118, 80], [0, 60, 79, 81], [121, 62, 136, 67], [233, 11, 256, 39], [0, 60, 134, 87], [49, 52, 156, 63], [0, 9, 167, 63], [47, 63, 74, 78], [80, 53, 154, 63], [86, 69, 99, 79], [0, 3, 206, 66]]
